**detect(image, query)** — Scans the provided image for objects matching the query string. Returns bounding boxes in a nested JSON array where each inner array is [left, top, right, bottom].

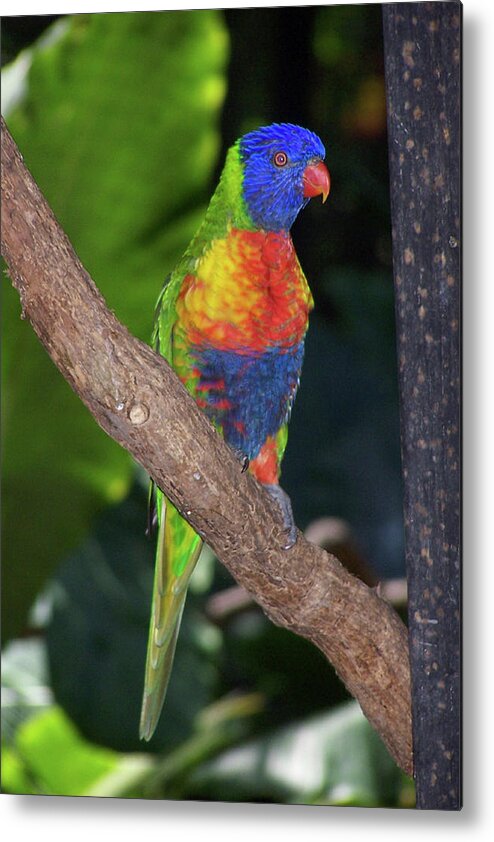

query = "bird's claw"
[[264, 484, 297, 549], [233, 448, 250, 473]]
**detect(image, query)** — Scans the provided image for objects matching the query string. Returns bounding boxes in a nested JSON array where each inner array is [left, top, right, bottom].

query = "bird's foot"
[[264, 484, 297, 550], [233, 448, 250, 473]]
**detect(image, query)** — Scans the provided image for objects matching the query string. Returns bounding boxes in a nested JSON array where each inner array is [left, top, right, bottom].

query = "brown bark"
[[1, 116, 413, 776]]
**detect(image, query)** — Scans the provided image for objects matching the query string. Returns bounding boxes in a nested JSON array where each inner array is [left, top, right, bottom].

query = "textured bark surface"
[[2, 116, 413, 775], [382, 2, 461, 809]]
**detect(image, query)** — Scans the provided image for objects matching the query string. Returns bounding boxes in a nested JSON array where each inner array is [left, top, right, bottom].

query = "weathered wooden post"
[[382, 2, 461, 809]]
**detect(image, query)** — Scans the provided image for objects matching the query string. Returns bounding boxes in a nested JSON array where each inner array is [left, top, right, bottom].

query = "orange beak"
[[303, 160, 331, 203]]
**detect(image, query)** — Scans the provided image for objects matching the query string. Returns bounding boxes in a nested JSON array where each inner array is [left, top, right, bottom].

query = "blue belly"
[[193, 343, 305, 459]]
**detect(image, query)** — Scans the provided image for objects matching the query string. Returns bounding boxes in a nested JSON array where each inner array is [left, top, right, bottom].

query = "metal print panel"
[[1, 2, 461, 810]]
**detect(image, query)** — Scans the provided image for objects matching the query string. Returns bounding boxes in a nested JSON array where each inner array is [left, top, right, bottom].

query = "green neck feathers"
[[191, 143, 255, 250]]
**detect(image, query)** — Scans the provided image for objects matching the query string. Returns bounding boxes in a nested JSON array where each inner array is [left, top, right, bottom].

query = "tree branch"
[[1, 116, 413, 776]]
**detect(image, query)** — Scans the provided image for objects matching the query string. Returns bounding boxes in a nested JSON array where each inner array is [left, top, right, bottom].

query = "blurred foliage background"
[[1, 7, 412, 806]]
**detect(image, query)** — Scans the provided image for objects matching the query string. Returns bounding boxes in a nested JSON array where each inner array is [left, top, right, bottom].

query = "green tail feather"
[[139, 493, 202, 741]]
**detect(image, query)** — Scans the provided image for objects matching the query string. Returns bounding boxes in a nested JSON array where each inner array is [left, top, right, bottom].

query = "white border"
[[2, 0, 493, 838]]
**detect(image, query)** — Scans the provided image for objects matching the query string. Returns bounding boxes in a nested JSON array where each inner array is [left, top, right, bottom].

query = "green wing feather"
[[139, 270, 204, 742], [139, 491, 202, 741]]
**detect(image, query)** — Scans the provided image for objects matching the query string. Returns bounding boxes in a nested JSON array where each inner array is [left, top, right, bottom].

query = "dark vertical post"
[[382, 2, 461, 810]]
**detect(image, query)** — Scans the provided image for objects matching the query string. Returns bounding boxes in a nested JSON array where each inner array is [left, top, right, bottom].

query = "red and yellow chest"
[[176, 228, 313, 353]]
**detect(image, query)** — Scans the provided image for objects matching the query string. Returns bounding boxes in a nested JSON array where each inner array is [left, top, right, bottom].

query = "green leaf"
[[14, 707, 117, 795], [2, 746, 39, 795], [3, 705, 153, 797], [187, 701, 404, 806], [2, 10, 228, 640]]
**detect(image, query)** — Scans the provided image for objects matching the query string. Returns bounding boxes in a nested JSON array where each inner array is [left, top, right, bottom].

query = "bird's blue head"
[[239, 123, 330, 232]]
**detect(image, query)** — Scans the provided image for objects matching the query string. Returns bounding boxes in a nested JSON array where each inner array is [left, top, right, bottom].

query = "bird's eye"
[[273, 151, 288, 167]]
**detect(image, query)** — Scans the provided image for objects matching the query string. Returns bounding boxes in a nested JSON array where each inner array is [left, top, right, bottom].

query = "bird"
[[139, 122, 330, 741]]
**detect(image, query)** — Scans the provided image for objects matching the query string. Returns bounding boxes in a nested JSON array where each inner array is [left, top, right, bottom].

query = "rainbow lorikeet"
[[140, 123, 330, 741]]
